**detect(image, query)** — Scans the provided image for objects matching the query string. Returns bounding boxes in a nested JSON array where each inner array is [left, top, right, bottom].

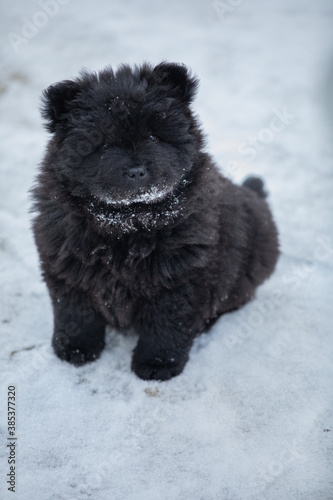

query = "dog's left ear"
[[153, 62, 199, 104], [40, 80, 81, 133]]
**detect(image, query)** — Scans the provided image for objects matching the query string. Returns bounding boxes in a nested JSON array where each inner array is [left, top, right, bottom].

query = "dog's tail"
[[242, 176, 267, 199]]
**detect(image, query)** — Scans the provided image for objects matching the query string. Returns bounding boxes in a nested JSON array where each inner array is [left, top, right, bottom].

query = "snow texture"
[[1, 0, 333, 499]]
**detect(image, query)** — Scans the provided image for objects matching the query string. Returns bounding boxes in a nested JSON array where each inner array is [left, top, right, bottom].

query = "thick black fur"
[[31, 62, 279, 381]]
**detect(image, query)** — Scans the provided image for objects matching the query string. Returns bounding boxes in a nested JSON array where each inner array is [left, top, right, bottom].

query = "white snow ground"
[[0, 0, 333, 499]]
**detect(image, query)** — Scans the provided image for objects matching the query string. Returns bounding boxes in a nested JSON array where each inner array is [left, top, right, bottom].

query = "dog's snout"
[[127, 166, 147, 181]]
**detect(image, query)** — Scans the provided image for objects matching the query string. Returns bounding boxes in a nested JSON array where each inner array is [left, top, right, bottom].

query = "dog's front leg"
[[50, 286, 106, 366], [131, 289, 197, 381]]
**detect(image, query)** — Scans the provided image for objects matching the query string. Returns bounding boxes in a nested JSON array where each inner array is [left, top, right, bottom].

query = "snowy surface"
[[1, 0, 333, 499]]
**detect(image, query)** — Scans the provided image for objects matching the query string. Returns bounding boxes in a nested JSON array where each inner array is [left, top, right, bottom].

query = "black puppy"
[[31, 62, 279, 381]]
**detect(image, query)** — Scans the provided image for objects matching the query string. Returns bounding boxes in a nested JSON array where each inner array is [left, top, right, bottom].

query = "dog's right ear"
[[153, 62, 199, 104], [41, 80, 81, 133]]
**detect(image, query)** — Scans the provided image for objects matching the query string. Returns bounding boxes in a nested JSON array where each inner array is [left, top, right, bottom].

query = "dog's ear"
[[153, 62, 199, 104], [41, 80, 81, 133]]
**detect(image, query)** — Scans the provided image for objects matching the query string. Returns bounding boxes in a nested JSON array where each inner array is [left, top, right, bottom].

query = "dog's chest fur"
[[53, 204, 217, 329]]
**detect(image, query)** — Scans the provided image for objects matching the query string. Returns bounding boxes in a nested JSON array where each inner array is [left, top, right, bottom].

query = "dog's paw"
[[52, 333, 104, 366], [131, 349, 188, 381]]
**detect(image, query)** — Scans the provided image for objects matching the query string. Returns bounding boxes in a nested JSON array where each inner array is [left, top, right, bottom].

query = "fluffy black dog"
[[31, 62, 279, 381]]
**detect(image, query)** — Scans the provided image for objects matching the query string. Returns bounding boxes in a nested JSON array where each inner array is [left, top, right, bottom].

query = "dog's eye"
[[149, 134, 158, 142], [100, 143, 111, 151]]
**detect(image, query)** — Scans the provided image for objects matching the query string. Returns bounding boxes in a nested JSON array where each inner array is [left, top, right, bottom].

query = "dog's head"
[[41, 63, 203, 207]]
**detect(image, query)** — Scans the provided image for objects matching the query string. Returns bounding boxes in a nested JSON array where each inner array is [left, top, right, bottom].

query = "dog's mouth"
[[86, 178, 191, 232], [99, 185, 175, 207]]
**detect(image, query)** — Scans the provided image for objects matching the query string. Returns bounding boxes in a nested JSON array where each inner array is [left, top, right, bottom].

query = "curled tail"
[[242, 176, 267, 199]]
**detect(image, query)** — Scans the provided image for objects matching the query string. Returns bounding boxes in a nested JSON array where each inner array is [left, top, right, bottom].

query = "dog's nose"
[[127, 166, 147, 181]]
